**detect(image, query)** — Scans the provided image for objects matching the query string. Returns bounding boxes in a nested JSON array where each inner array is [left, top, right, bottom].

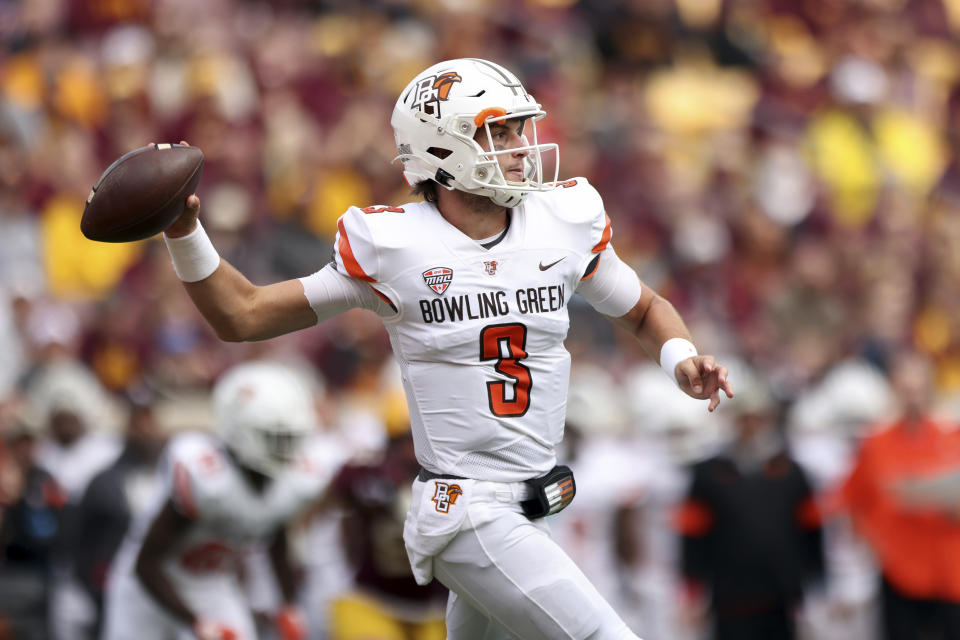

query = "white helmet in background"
[[566, 364, 627, 437], [624, 363, 721, 463], [212, 361, 317, 477], [822, 358, 892, 437], [391, 58, 559, 207], [27, 359, 107, 431]]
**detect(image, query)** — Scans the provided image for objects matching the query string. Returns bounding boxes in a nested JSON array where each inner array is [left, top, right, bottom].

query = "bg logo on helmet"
[[411, 72, 462, 117]]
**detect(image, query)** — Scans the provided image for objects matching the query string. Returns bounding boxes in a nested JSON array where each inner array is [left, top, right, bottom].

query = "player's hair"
[[411, 179, 438, 203]]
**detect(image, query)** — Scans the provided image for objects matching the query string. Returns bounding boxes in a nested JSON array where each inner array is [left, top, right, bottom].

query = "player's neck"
[[435, 189, 508, 241]]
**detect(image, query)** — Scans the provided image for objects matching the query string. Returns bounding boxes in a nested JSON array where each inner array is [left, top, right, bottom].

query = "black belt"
[[418, 467, 468, 482]]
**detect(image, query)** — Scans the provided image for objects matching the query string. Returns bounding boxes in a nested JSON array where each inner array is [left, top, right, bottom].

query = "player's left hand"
[[675, 355, 734, 412], [193, 619, 239, 640], [274, 606, 306, 640]]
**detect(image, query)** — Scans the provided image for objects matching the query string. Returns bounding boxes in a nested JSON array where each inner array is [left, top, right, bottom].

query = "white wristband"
[[660, 337, 697, 382], [163, 221, 220, 282]]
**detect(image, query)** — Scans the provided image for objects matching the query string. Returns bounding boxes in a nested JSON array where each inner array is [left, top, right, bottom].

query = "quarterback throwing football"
[[160, 59, 733, 639]]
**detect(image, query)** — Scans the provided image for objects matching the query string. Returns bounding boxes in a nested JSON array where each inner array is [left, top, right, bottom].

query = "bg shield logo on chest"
[[423, 267, 453, 295], [432, 482, 463, 513]]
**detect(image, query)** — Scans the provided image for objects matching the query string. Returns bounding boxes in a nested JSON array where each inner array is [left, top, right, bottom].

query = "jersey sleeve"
[[554, 179, 640, 316], [575, 245, 642, 317], [167, 435, 232, 521], [298, 263, 392, 322], [334, 207, 380, 283]]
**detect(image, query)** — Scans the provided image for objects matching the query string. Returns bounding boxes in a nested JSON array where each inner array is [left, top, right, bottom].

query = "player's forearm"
[[180, 259, 259, 341], [268, 528, 299, 604], [613, 293, 694, 362], [180, 262, 314, 342], [162, 248, 317, 344], [135, 556, 199, 626]]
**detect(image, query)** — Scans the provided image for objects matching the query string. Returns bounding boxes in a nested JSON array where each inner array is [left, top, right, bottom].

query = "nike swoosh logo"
[[539, 257, 566, 271]]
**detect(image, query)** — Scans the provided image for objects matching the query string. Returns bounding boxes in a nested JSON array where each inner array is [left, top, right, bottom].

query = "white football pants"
[[102, 561, 256, 640], [404, 477, 641, 640]]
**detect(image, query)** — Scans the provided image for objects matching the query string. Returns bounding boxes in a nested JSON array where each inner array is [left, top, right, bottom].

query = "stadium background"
[[3, 0, 960, 638]]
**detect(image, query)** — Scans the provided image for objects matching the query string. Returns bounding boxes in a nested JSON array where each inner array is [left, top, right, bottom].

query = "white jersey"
[[334, 178, 618, 482], [110, 431, 335, 593]]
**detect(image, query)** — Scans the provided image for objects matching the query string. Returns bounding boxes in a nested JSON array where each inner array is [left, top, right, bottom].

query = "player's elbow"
[[214, 323, 248, 342], [209, 304, 261, 342], [213, 318, 280, 343], [134, 547, 159, 586]]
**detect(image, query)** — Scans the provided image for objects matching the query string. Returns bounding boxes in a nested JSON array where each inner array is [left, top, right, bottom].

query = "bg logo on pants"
[[432, 482, 463, 513]]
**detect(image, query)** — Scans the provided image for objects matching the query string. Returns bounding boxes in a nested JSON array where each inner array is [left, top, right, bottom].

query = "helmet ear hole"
[[427, 147, 452, 159]]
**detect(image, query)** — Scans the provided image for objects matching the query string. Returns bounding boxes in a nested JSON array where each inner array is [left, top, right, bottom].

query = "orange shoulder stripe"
[[173, 462, 198, 520], [337, 218, 376, 282], [591, 213, 612, 253]]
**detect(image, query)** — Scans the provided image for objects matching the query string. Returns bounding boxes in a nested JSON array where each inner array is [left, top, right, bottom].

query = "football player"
[[101, 362, 335, 640], [159, 58, 733, 639]]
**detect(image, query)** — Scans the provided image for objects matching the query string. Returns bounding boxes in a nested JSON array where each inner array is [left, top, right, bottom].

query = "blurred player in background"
[[25, 359, 122, 640], [549, 365, 656, 634], [102, 361, 337, 640], [676, 374, 824, 640], [326, 391, 447, 640], [158, 58, 732, 639], [72, 389, 165, 637]]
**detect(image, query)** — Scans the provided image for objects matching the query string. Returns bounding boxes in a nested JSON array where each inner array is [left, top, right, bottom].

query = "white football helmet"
[[391, 58, 559, 207], [212, 361, 317, 477]]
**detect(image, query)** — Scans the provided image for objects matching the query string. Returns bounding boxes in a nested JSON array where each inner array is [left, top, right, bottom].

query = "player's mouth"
[[505, 166, 526, 182]]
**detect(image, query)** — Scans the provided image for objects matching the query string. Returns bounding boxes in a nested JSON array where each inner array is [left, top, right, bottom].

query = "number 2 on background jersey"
[[479, 323, 531, 417]]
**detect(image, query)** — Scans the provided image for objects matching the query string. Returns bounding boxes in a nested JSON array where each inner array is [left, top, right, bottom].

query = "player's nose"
[[510, 133, 529, 156]]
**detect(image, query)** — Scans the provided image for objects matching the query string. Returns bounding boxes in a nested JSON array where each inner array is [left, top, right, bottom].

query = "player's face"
[[475, 118, 528, 183]]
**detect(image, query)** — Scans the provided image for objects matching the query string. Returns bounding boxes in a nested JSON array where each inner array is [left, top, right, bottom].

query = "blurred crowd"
[[4, 0, 960, 638]]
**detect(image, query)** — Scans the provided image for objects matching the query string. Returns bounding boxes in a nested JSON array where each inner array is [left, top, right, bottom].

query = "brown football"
[[81, 143, 204, 243]]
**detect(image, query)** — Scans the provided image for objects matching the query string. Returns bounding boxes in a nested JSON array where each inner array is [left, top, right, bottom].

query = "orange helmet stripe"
[[474, 107, 508, 128]]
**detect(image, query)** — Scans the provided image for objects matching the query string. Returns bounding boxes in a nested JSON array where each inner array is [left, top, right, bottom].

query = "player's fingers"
[[708, 388, 721, 412], [722, 375, 734, 398], [678, 360, 703, 395], [713, 365, 734, 398], [180, 140, 190, 146]]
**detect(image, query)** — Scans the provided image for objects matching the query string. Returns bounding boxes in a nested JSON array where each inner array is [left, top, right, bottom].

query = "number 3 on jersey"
[[479, 323, 531, 417]]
